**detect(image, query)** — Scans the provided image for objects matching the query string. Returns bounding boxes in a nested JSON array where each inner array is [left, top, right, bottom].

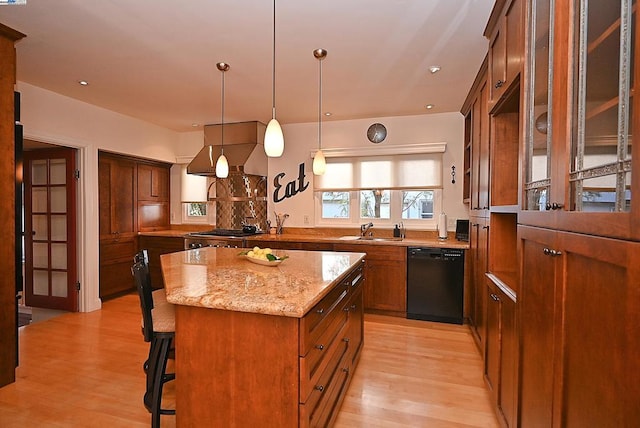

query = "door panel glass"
[[50, 159, 66, 185], [33, 243, 49, 269], [51, 215, 67, 241], [571, 0, 633, 212], [33, 270, 48, 295], [50, 187, 66, 213], [525, 0, 553, 210], [32, 188, 47, 212], [52, 272, 68, 298], [51, 243, 67, 270], [31, 160, 47, 185], [32, 214, 48, 240]]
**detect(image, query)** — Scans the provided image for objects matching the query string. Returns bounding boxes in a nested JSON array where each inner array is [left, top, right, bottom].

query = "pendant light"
[[264, 0, 284, 157], [215, 62, 230, 179], [312, 48, 327, 175]]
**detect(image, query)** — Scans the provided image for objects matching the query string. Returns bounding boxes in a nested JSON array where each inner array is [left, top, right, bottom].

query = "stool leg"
[[148, 335, 174, 428]]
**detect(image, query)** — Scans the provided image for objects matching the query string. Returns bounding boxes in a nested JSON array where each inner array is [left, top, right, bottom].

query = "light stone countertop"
[[160, 247, 366, 318]]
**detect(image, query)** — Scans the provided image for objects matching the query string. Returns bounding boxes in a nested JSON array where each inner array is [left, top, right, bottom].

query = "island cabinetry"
[[137, 235, 184, 288], [484, 275, 517, 428], [334, 243, 406, 317], [171, 254, 365, 427], [486, 0, 523, 110], [518, 225, 640, 426], [299, 262, 364, 428]]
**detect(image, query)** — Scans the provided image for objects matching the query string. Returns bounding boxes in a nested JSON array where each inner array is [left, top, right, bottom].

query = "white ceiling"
[[0, 0, 494, 132]]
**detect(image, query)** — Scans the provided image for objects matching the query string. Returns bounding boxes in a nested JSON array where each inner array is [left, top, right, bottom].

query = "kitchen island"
[[160, 247, 366, 427]]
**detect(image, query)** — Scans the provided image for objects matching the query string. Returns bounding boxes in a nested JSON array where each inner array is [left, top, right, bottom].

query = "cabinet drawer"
[[100, 240, 136, 262], [299, 307, 349, 401], [300, 283, 349, 356], [299, 325, 350, 428]]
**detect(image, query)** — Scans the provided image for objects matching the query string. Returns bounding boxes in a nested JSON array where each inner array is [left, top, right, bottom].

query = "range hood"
[[187, 121, 268, 176]]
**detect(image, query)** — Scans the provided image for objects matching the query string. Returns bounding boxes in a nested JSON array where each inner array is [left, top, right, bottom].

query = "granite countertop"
[[141, 229, 469, 249], [160, 247, 366, 318]]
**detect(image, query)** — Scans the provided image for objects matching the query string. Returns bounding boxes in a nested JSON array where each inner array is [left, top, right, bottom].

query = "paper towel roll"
[[438, 212, 447, 239]]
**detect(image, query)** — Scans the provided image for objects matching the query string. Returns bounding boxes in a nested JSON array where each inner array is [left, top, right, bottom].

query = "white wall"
[[17, 82, 181, 312], [263, 113, 469, 230]]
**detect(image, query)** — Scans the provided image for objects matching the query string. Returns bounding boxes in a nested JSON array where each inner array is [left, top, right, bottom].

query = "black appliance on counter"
[[406, 247, 464, 324]]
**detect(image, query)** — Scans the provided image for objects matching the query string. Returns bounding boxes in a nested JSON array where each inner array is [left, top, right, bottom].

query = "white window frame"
[[315, 189, 441, 229], [182, 202, 210, 224]]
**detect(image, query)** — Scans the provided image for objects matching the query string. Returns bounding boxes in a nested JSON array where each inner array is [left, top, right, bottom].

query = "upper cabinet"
[[521, 0, 638, 240], [486, 0, 524, 110]]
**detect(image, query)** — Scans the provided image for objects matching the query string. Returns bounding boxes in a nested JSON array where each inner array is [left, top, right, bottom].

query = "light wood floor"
[[0, 294, 498, 427]]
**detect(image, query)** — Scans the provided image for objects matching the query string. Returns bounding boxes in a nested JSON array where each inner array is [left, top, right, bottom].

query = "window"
[[315, 151, 443, 227], [180, 165, 210, 224]]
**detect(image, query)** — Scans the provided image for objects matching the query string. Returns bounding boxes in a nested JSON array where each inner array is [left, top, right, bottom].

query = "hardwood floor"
[[0, 294, 498, 427]]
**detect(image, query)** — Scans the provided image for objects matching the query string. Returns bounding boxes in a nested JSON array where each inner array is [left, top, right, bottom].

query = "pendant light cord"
[[221, 65, 225, 154], [318, 57, 322, 150], [272, 0, 277, 119]]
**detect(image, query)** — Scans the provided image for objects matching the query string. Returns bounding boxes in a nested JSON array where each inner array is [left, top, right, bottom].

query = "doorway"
[[21, 144, 79, 314]]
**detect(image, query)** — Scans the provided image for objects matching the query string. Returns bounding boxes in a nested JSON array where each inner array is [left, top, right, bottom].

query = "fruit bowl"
[[242, 255, 284, 267], [238, 247, 288, 267]]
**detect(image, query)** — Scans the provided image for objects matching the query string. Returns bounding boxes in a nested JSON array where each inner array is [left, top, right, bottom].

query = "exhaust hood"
[[187, 121, 268, 176]]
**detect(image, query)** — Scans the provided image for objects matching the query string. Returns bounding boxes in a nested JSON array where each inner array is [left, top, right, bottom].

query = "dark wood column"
[[0, 22, 25, 388]]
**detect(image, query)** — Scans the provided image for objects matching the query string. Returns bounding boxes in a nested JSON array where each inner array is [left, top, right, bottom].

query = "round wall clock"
[[367, 123, 387, 144]]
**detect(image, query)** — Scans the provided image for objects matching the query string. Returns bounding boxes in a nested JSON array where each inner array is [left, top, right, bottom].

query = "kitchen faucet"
[[360, 222, 374, 237]]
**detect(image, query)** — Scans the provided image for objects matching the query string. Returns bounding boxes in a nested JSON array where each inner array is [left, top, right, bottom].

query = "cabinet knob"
[[316, 308, 324, 315], [343, 337, 350, 343], [545, 202, 564, 210], [543, 248, 563, 256], [315, 344, 324, 351], [342, 367, 350, 373], [490, 293, 500, 302], [315, 385, 324, 392], [495, 79, 505, 89]]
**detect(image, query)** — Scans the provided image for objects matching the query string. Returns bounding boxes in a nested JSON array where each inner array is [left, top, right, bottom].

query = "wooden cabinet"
[[334, 244, 406, 317], [98, 153, 137, 298], [487, 0, 523, 110], [98, 152, 171, 298], [174, 260, 364, 427], [518, 225, 640, 426], [521, 0, 638, 240], [462, 59, 490, 214], [0, 23, 25, 389], [137, 235, 184, 289], [468, 217, 489, 351], [484, 275, 517, 428]]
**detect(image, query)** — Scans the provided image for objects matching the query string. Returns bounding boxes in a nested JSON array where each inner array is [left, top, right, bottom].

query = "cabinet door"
[[484, 279, 501, 398], [489, 21, 507, 106], [489, 0, 523, 108], [137, 163, 170, 201], [518, 225, 557, 427], [472, 218, 489, 350], [365, 258, 406, 315], [98, 155, 136, 239], [555, 232, 640, 427]]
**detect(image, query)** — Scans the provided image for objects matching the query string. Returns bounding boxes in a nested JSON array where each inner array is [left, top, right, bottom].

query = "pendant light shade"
[[313, 48, 327, 176], [215, 62, 230, 178], [264, 0, 284, 157]]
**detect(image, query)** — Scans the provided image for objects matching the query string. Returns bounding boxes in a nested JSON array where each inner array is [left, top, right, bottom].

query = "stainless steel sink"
[[338, 236, 403, 242]]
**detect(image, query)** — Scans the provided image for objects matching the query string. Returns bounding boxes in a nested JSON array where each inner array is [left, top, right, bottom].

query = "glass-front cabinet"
[[523, 0, 638, 239]]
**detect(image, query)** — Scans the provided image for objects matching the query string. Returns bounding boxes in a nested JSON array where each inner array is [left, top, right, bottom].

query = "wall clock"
[[367, 123, 387, 144]]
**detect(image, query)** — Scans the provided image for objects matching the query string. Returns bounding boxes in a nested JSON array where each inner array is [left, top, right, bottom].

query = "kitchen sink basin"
[[338, 236, 403, 242]]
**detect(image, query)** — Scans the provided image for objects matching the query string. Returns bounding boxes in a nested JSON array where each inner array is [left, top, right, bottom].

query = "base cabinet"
[[137, 235, 184, 288], [484, 275, 517, 428], [518, 226, 640, 427], [334, 244, 406, 317]]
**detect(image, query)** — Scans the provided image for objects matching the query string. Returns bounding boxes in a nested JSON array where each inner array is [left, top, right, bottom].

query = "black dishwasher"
[[406, 247, 464, 324]]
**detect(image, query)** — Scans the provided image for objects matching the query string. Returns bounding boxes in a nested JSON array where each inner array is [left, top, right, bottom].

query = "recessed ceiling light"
[[191, 123, 199, 127], [428, 66, 441, 74], [78, 80, 89, 86], [425, 104, 435, 110]]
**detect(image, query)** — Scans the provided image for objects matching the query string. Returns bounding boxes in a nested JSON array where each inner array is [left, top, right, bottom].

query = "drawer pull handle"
[[495, 79, 504, 89], [543, 248, 563, 257], [315, 385, 324, 392], [343, 306, 350, 312], [316, 308, 324, 315], [315, 344, 324, 351], [342, 367, 349, 373], [343, 337, 350, 343], [351, 304, 356, 310]]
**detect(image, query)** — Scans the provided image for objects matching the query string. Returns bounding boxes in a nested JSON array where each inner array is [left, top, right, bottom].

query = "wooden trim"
[[0, 23, 26, 41], [461, 55, 489, 114]]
